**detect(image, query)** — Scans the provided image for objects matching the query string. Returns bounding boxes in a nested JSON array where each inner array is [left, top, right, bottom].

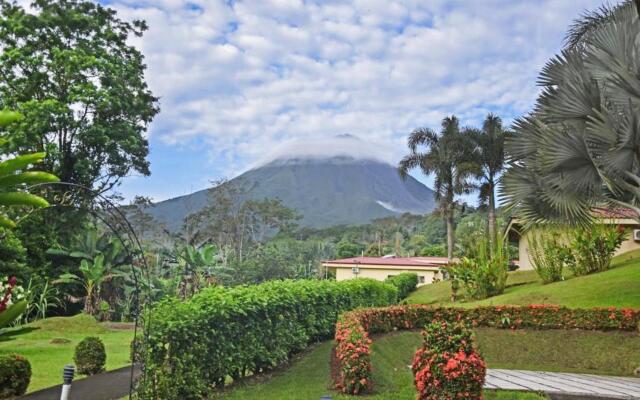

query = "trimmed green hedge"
[[384, 272, 419, 300], [137, 278, 397, 399]]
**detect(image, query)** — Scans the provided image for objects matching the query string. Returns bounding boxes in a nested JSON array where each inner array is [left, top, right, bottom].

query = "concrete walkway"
[[486, 369, 640, 399], [19, 365, 140, 400]]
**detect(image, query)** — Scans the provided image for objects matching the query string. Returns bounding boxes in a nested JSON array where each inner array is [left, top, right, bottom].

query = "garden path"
[[486, 369, 640, 399]]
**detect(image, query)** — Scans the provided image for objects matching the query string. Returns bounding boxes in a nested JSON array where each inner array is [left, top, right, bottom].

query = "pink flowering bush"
[[412, 321, 486, 400]]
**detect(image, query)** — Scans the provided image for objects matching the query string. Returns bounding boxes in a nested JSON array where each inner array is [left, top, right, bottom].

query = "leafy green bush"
[[450, 239, 508, 300], [527, 228, 572, 283], [74, 336, 106, 375], [0, 354, 31, 398], [384, 272, 418, 300], [137, 278, 397, 399], [569, 223, 626, 276]]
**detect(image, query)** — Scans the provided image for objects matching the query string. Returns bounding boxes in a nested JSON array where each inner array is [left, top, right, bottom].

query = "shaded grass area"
[[407, 250, 640, 308], [0, 314, 134, 392]]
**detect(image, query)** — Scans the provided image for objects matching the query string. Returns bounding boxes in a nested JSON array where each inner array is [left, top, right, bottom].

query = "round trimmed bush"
[[412, 321, 486, 400], [0, 354, 31, 398], [74, 336, 106, 375]]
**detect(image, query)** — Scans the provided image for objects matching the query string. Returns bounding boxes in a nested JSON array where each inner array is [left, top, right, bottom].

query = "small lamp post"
[[60, 364, 75, 400]]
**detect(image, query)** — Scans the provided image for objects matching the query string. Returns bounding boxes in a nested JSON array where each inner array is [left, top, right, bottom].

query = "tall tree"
[[0, 0, 159, 195], [398, 116, 477, 260], [502, 1, 640, 225], [471, 114, 508, 245]]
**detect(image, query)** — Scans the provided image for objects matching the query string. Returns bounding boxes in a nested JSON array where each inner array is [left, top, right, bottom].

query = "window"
[[419, 276, 425, 284]]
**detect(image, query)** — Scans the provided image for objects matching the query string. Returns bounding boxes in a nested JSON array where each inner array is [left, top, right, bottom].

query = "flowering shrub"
[[569, 223, 626, 276], [334, 318, 372, 394], [138, 278, 397, 399], [0, 276, 26, 328], [333, 304, 640, 395], [412, 322, 486, 400], [0, 276, 24, 312]]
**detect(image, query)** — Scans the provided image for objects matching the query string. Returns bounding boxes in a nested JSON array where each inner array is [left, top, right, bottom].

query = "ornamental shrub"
[[334, 318, 372, 394], [384, 272, 419, 300], [450, 238, 508, 300], [412, 321, 486, 400], [137, 278, 397, 399], [0, 354, 31, 398], [527, 228, 572, 283], [569, 223, 626, 276], [74, 337, 106, 375]]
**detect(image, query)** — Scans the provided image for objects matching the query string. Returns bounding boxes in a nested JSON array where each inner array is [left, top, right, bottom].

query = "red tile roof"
[[322, 256, 450, 268], [592, 207, 639, 219]]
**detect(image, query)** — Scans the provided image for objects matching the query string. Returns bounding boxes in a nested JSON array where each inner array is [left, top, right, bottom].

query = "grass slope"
[[407, 250, 640, 308], [0, 314, 133, 392]]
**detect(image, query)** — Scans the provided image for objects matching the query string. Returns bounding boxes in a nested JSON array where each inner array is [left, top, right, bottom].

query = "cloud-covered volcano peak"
[[253, 134, 394, 168]]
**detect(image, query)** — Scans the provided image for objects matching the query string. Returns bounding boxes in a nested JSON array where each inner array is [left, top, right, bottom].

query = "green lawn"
[[0, 314, 134, 392], [407, 249, 640, 308]]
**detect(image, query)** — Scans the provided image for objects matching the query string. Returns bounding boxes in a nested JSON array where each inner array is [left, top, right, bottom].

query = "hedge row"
[[384, 272, 419, 300], [334, 304, 640, 394], [137, 278, 397, 399]]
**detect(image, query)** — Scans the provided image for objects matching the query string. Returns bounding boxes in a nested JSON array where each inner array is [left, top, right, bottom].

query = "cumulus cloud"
[[104, 0, 604, 190]]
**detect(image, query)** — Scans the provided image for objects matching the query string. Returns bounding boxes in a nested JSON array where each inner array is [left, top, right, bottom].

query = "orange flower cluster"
[[334, 319, 372, 394]]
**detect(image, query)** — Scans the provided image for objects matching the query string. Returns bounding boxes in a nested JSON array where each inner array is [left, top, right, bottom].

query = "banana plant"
[[0, 110, 59, 228], [56, 255, 124, 315]]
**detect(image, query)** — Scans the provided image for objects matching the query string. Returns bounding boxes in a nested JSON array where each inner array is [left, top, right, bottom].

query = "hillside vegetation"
[[407, 250, 640, 308]]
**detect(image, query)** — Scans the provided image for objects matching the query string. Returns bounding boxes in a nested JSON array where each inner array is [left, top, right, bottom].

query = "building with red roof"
[[322, 255, 452, 286]]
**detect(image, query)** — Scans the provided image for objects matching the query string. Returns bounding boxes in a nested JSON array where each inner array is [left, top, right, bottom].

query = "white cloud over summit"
[[103, 0, 605, 199]]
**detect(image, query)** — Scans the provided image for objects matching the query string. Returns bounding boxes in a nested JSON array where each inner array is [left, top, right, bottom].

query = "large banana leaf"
[[0, 171, 59, 186], [0, 110, 22, 127], [0, 300, 27, 329], [0, 153, 47, 177], [0, 192, 50, 208]]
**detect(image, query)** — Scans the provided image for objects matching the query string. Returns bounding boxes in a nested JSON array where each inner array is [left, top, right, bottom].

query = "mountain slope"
[[147, 156, 436, 230]]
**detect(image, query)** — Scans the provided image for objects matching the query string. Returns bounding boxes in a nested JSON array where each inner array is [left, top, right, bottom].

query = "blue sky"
[[94, 0, 605, 202]]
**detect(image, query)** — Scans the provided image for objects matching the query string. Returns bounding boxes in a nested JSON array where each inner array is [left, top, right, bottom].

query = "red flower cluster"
[[0, 276, 18, 313], [412, 321, 485, 400], [334, 318, 372, 394]]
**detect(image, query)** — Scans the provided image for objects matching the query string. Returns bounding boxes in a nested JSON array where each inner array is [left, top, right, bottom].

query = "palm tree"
[[502, 1, 640, 226], [471, 114, 508, 245], [399, 116, 478, 260]]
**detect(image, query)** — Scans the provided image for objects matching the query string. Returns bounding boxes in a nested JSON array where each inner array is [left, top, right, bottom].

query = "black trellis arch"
[[20, 182, 153, 399]]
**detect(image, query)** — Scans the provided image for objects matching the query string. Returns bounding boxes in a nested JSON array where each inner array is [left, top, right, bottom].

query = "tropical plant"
[[0, 110, 59, 229], [502, 1, 640, 225], [470, 114, 508, 246], [19, 278, 61, 324], [450, 238, 509, 300], [527, 228, 573, 283], [399, 116, 478, 260], [56, 255, 123, 315], [569, 222, 626, 275]]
